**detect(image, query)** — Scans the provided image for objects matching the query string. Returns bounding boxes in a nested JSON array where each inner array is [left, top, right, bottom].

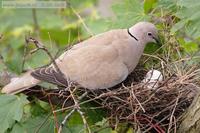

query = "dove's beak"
[[153, 36, 161, 45]]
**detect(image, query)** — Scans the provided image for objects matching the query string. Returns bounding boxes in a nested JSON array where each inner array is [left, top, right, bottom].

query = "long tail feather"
[[1, 71, 40, 94]]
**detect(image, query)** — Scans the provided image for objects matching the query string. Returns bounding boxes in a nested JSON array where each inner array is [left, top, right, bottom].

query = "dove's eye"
[[147, 32, 152, 36]]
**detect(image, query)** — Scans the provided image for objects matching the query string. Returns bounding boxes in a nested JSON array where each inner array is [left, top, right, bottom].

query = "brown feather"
[[31, 66, 68, 87]]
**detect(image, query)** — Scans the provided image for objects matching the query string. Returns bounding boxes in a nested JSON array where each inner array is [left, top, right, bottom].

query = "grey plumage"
[[2, 22, 159, 94]]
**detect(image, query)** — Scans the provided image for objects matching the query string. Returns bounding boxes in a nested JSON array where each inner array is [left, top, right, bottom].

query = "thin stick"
[[21, 35, 30, 72], [48, 95, 59, 132], [32, 9, 40, 37], [69, 4, 93, 36], [77, 108, 91, 133], [130, 87, 145, 113], [26, 37, 70, 87], [69, 87, 91, 133], [167, 95, 180, 133], [27, 37, 61, 73], [58, 108, 75, 133]]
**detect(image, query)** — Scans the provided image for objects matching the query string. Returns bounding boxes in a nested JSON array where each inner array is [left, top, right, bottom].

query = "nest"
[[82, 66, 198, 132], [24, 64, 199, 132]]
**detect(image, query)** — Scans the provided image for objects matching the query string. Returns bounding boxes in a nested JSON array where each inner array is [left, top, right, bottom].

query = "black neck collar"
[[127, 28, 138, 41]]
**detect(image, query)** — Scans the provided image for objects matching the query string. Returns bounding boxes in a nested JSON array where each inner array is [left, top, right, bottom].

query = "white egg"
[[142, 70, 163, 90]]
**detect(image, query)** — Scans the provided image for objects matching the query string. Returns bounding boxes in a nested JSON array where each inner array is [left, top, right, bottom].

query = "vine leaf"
[[0, 94, 28, 132]]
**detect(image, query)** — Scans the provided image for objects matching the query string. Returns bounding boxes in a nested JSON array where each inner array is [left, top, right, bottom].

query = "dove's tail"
[[1, 71, 41, 94]]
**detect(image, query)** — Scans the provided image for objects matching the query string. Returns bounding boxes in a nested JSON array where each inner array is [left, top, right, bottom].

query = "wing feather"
[[31, 66, 68, 87]]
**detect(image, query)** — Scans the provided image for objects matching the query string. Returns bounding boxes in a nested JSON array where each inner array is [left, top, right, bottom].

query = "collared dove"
[[2, 22, 159, 94]]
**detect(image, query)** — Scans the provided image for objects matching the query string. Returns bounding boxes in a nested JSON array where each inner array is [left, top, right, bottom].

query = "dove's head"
[[128, 22, 159, 45]]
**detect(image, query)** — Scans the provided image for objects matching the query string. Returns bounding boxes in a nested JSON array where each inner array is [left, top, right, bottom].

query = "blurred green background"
[[0, 0, 200, 133]]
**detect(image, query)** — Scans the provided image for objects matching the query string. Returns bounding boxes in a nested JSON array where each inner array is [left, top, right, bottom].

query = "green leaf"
[[5, 48, 24, 74], [179, 38, 199, 53], [10, 123, 25, 133], [86, 18, 112, 35], [82, 103, 106, 125], [111, 0, 150, 28], [40, 28, 78, 46], [157, 0, 177, 12], [170, 20, 186, 35], [87, 0, 150, 35], [30, 102, 47, 117], [174, 0, 200, 39], [144, 42, 160, 54], [95, 118, 108, 126], [93, 118, 113, 133], [11, 115, 56, 133], [144, 0, 157, 13], [11, 112, 84, 133], [177, 0, 200, 7], [0, 94, 29, 133]]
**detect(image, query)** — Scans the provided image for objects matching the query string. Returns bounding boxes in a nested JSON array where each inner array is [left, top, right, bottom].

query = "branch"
[[68, 3, 94, 36], [25, 37, 70, 87], [32, 9, 40, 37]]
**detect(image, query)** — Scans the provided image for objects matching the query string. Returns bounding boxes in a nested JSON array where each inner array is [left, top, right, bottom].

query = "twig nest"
[[142, 69, 163, 90], [23, 65, 199, 132]]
